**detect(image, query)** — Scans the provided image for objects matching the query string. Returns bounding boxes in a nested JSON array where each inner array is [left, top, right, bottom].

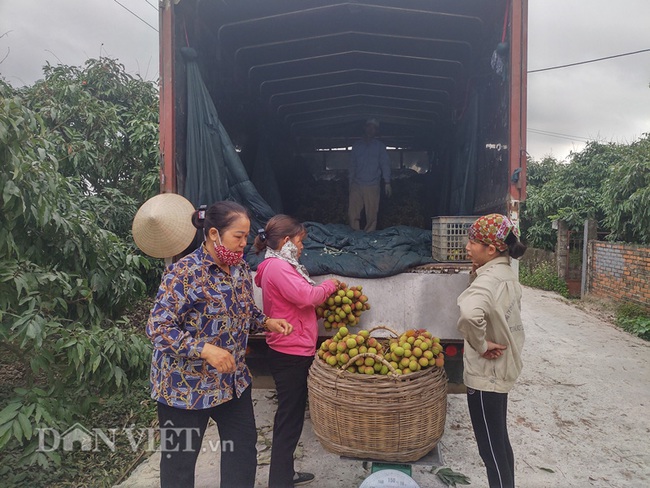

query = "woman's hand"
[[482, 341, 507, 360], [329, 278, 341, 288], [266, 318, 293, 335], [200, 344, 236, 373]]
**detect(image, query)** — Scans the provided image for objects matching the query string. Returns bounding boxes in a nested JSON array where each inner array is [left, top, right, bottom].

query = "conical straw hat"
[[132, 193, 197, 258]]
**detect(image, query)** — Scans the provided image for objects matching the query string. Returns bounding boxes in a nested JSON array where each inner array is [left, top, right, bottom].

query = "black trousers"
[[268, 348, 314, 488], [467, 388, 515, 488], [157, 386, 257, 488]]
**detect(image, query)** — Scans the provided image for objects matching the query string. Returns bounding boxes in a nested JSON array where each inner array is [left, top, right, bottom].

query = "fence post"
[[581, 218, 597, 298], [556, 220, 568, 280]]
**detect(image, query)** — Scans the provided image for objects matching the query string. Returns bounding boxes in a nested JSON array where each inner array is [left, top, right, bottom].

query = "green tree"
[[526, 155, 559, 187], [522, 143, 616, 250], [520, 156, 561, 250], [602, 134, 650, 244], [0, 61, 157, 470], [523, 137, 650, 249], [20, 58, 160, 237]]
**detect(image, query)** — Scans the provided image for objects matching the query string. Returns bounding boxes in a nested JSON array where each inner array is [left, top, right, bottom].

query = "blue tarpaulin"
[[182, 48, 433, 277]]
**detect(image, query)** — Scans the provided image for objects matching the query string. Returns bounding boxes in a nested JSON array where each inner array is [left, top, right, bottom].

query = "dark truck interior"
[[170, 0, 513, 231], [164, 1, 516, 375]]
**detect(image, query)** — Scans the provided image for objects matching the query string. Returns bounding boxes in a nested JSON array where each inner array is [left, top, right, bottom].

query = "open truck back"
[[158, 0, 528, 382]]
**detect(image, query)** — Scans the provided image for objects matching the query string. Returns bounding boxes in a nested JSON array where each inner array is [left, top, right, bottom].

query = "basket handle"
[[367, 325, 399, 338], [340, 352, 399, 376]]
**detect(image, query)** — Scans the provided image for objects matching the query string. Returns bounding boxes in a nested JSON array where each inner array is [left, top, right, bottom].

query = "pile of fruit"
[[316, 283, 369, 329], [317, 327, 445, 375]]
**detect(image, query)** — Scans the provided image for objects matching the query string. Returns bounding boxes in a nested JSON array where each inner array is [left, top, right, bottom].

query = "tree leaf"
[[17, 412, 33, 441], [0, 403, 22, 425]]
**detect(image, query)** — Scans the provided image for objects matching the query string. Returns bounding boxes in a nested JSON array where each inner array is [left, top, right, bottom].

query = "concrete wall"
[[520, 247, 555, 270], [587, 241, 650, 310]]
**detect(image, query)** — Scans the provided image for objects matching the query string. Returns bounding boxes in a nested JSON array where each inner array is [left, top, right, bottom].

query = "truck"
[[158, 0, 528, 383]]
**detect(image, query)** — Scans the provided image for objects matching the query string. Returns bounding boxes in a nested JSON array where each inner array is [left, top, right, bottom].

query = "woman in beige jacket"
[[457, 214, 527, 488]]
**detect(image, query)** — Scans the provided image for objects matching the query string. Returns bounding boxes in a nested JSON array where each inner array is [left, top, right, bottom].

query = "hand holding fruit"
[[328, 278, 341, 288], [316, 283, 370, 329]]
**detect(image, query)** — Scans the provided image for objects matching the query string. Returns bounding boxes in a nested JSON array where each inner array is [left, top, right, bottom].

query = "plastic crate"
[[431, 216, 478, 262]]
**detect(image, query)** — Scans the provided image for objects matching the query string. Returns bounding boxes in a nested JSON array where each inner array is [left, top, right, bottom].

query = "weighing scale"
[[345, 443, 443, 488]]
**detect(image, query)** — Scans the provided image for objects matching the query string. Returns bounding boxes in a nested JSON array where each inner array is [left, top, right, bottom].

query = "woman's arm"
[[146, 264, 206, 358], [457, 279, 493, 355], [457, 279, 507, 359], [266, 260, 338, 307]]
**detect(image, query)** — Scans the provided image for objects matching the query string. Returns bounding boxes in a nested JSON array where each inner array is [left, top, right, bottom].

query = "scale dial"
[[358, 469, 420, 488]]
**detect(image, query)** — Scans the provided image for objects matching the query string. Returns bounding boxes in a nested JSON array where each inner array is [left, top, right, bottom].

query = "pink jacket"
[[254, 257, 337, 357]]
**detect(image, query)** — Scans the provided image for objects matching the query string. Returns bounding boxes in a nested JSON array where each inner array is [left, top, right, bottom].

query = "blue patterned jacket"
[[146, 245, 267, 409]]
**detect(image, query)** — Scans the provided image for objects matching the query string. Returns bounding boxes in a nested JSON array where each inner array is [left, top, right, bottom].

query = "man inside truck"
[[347, 118, 392, 232]]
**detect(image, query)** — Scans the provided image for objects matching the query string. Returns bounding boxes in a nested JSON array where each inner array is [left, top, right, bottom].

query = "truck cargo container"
[[158, 0, 528, 382]]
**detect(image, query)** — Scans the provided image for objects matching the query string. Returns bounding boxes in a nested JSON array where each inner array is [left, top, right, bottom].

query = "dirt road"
[[116, 286, 650, 488]]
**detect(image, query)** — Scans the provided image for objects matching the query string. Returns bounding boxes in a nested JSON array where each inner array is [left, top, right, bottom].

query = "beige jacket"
[[456, 256, 524, 393]]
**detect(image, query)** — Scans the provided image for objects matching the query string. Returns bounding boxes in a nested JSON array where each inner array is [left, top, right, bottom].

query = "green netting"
[[181, 47, 433, 277], [182, 47, 275, 232], [246, 223, 434, 278]]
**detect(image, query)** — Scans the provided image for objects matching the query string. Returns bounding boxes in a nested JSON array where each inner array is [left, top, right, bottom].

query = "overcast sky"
[[1, 0, 649, 162]]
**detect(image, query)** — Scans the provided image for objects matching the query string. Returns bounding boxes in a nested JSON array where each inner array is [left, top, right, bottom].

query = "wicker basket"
[[307, 327, 448, 463]]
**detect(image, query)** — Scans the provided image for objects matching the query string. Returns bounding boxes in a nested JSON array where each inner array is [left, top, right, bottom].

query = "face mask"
[[213, 231, 243, 266]]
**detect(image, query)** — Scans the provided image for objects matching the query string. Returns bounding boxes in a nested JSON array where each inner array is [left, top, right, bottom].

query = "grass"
[[0, 379, 157, 488], [519, 261, 570, 298], [616, 303, 650, 341], [0, 298, 157, 488]]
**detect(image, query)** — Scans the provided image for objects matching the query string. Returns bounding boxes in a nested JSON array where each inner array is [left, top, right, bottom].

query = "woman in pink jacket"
[[253, 215, 339, 488]]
